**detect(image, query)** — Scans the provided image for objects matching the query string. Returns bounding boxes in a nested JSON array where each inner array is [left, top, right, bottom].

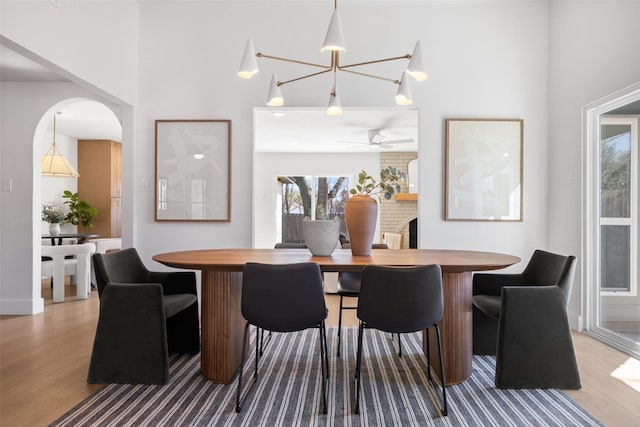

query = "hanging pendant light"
[[326, 89, 343, 116], [406, 41, 428, 82], [41, 112, 79, 178], [266, 74, 284, 106], [395, 73, 413, 106], [238, 39, 259, 79], [321, 9, 346, 52]]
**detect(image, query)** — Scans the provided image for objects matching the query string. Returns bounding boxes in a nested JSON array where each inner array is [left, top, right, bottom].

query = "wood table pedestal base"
[[200, 270, 244, 384], [425, 271, 473, 386]]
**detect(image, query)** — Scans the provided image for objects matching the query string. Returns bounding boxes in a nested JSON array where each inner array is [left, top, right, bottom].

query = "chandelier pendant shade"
[[238, 39, 259, 79], [321, 9, 346, 52], [238, 0, 427, 115], [407, 40, 428, 82], [41, 112, 80, 178], [326, 82, 343, 116], [266, 74, 284, 106], [395, 72, 413, 106]]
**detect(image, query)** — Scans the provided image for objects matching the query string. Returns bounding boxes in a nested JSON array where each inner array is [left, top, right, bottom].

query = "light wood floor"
[[1, 283, 639, 426]]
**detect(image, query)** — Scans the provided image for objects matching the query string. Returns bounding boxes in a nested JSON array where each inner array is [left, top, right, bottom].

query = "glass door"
[[276, 175, 349, 244], [595, 117, 639, 354]]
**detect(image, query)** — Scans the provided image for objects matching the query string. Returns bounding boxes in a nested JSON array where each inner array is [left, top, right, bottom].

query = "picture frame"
[[445, 118, 523, 221], [155, 119, 231, 221]]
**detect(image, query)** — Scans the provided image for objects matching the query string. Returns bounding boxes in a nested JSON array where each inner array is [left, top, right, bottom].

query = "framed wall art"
[[445, 118, 523, 221], [155, 119, 231, 221]]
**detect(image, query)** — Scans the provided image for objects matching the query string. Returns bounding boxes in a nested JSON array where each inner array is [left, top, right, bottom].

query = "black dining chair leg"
[[354, 322, 365, 414], [354, 322, 363, 381], [235, 322, 251, 413], [258, 328, 273, 357], [318, 322, 328, 414], [337, 296, 344, 357], [321, 322, 329, 379], [253, 328, 264, 382], [397, 333, 402, 357], [435, 324, 448, 416], [425, 328, 432, 382]]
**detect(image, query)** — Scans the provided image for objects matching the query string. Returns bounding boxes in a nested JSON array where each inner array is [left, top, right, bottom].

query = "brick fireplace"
[[379, 152, 418, 248]]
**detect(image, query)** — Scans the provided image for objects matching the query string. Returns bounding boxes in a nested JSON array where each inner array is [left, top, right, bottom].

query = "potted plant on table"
[[346, 167, 403, 256], [62, 190, 98, 231], [42, 203, 66, 236]]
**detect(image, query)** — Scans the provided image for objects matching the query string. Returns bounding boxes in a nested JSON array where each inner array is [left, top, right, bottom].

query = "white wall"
[[0, 82, 121, 314], [548, 1, 640, 327], [135, 0, 549, 268], [0, 0, 138, 105], [0, 0, 551, 314], [253, 152, 380, 248], [0, 0, 138, 314]]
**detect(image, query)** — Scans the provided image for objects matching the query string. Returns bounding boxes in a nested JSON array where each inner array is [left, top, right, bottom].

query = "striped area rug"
[[51, 328, 602, 426]]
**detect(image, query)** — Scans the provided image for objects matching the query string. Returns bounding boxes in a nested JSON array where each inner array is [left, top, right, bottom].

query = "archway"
[[34, 98, 122, 305]]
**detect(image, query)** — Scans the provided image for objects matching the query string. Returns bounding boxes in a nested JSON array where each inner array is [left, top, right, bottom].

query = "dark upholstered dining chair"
[[87, 248, 200, 385], [336, 243, 388, 357], [472, 249, 580, 389], [354, 264, 448, 416], [236, 262, 329, 414], [274, 242, 308, 249]]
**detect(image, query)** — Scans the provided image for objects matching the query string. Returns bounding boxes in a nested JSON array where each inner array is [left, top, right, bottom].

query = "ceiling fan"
[[339, 129, 414, 149]]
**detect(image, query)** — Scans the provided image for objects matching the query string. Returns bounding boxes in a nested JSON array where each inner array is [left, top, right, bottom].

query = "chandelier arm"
[[256, 52, 331, 70], [338, 68, 400, 84], [338, 54, 411, 69], [278, 68, 334, 86]]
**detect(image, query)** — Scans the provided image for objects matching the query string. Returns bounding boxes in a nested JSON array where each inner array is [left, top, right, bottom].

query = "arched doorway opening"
[[35, 98, 122, 305]]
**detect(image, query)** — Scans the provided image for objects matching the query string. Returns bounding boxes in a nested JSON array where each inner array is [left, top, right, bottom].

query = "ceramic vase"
[[345, 195, 378, 256], [302, 219, 340, 256], [49, 223, 61, 236]]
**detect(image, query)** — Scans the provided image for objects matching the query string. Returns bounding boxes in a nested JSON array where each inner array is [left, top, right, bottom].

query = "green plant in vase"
[[346, 166, 404, 256], [62, 190, 97, 229], [349, 167, 403, 200], [41, 203, 66, 224], [42, 203, 66, 236]]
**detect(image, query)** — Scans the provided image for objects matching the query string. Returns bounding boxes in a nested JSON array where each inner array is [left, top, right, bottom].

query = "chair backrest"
[[93, 248, 149, 296], [90, 238, 122, 254], [357, 264, 443, 333], [41, 242, 96, 258], [338, 244, 388, 288], [241, 262, 327, 332], [41, 242, 96, 277], [274, 243, 308, 249], [522, 250, 577, 303], [341, 243, 389, 250]]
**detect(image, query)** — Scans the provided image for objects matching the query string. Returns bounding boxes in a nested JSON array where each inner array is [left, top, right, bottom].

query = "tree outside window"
[[278, 175, 349, 243]]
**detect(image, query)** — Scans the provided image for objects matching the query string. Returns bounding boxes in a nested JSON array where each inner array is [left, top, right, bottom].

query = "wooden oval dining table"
[[153, 248, 520, 385]]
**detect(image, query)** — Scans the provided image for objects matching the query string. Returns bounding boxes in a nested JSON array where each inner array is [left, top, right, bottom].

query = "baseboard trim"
[[0, 298, 44, 315], [568, 310, 583, 331]]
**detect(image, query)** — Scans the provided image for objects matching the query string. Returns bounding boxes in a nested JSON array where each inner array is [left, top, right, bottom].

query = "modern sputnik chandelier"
[[237, 0, 427, 116]]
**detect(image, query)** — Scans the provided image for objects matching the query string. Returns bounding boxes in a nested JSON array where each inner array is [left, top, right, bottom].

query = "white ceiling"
[[51, 101, 122, 141], [254, 107, 418, 153]]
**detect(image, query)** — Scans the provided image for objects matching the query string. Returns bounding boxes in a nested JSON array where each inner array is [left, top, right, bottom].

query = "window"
[[599, 118, 637, 296], [277, 175, 349, 243]]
